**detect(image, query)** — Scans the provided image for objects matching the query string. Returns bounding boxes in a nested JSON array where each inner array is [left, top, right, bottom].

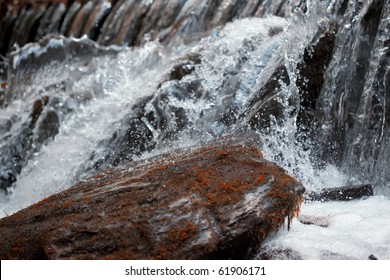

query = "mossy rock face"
[[0, 137, 304, 259]]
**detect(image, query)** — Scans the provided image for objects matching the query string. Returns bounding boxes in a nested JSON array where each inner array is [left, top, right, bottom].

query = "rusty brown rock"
[[0, 137, 304, 259]]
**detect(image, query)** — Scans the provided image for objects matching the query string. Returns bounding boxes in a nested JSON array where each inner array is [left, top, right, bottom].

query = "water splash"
[[0, 9, 350, 217], [0, 38, 191, 215]]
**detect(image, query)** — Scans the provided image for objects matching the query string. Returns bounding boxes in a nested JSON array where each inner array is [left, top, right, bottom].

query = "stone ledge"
[[0, 137, 304, 259]]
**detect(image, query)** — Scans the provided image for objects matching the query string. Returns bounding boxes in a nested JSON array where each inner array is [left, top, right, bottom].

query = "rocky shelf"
[[0, 137, 304, 259]]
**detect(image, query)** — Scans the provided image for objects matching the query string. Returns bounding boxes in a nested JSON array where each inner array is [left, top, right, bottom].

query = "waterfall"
[[314, 0, 390, 195], [0, 0, 389, 259]]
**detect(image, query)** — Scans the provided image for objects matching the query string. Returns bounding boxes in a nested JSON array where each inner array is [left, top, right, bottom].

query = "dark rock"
[[0, 171, 16, 195], [296, 22, 337, 133], [368, 254, 378, 260], [304, 184, 373, 202], [36, 110, 60, 144], [0, 118, 12, 134], [168, 53, 201, 82], [30, 96, 50, 128], [0, 138, 304, 259], [257, 246, 303, 260], [319, 250, 357, 260], [244, 64, 290, 130], [0, 11, 16, 56], [259, 245, 359, 260]]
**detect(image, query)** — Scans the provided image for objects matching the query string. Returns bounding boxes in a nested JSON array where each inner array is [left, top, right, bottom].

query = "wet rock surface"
[[0, 138, 304, 259], [257, 246, 303, 260], [314, 0, 390, 184], [304, 184, 373, 202]]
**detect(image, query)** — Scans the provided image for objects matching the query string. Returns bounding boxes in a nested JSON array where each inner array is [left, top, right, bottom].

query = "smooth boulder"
[[0, 137, 304, 259]]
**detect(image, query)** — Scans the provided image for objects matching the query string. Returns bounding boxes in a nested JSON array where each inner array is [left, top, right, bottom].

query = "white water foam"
[[261, 196, 390, 259], [0, 41, 190, 216]]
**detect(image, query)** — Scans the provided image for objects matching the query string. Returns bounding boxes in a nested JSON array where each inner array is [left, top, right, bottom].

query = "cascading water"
[[0, 0, 389, 259]]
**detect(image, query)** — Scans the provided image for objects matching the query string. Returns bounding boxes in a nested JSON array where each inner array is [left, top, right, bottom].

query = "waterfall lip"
[[11, 36, 66, 70], [9, 34, 124, 70], [2, 34, 125, 106]]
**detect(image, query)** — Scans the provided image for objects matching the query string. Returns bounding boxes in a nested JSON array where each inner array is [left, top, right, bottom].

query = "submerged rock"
[[304, 184, 373, 202], [298, 215, 330, 228], [257, 246, 303, 260], [0, 138, 304, 259]]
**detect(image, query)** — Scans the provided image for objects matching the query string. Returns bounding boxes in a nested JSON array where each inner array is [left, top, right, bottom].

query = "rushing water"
[[0, 0, 389, 259]]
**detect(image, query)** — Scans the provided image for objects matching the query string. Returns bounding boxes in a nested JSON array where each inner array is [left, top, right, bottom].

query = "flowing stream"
[[0, 0, 389, 259]]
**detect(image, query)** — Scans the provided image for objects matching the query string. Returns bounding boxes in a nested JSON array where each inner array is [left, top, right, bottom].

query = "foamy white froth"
[[0, 41, 189, 216]]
